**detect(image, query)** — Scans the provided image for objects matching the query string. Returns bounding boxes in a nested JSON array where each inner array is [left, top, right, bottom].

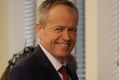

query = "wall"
[[8, 0, 24, 58], [98, 0, 119, 80], [85, 0, 98, 80], [0, 0, 9, 76]]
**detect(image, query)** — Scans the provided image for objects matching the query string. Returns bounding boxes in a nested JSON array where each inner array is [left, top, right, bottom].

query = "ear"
[[35, 23, 43, 37], [35, 23, 41, 33]]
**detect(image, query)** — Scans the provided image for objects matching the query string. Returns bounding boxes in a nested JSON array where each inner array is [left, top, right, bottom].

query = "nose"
[[62, 30, 71, 41]]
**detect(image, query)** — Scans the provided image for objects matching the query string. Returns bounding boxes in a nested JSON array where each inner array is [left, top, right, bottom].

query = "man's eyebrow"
[[53, 25, 66, 28]]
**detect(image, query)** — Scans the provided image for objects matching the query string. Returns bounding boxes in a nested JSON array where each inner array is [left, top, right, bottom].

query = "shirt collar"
[[39, 44, 66, 71]]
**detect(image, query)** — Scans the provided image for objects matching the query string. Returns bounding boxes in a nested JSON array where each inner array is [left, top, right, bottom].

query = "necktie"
[[58, 66, 69, 80]]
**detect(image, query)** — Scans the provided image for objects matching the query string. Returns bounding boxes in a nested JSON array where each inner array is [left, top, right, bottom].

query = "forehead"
[[50, 5, 77, 16], [47, 5, 78, 24]]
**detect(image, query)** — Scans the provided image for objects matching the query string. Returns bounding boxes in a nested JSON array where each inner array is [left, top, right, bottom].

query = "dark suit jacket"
[[8, 45, 78, 80]]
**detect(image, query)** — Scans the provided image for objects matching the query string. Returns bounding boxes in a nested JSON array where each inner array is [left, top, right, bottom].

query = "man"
[[8, 0, 79, 80]]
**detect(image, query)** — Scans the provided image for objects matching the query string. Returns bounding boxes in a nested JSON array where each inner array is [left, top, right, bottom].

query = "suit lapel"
[[66, 65, 79, 80], [47, 67, 61, 80], [33, 45, 61, 80]]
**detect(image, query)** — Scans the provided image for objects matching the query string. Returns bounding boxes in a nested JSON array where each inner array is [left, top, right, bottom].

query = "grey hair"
[[38, 0, 78, 25]]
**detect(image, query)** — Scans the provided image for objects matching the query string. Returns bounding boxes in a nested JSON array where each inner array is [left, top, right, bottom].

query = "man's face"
[[37, 5, 78, 61]]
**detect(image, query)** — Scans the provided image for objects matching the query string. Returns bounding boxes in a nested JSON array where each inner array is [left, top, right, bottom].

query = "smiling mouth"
[[56, 43, 71, 47]]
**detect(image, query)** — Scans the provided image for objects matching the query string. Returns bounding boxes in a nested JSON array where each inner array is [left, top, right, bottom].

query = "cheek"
[[43, 35, 54, 44], [71, 35, 77, 41]]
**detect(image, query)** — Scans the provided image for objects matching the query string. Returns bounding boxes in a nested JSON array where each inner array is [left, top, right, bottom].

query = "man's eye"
[[69, 28, 77, 32], [55, 28, 63, 32]]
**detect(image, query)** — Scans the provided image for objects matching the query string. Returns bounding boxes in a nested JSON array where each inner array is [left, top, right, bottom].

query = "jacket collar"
[[33, 45, 61, 80]]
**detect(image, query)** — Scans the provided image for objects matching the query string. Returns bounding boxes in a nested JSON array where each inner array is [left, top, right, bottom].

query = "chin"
[[58, 52, 69, 57]]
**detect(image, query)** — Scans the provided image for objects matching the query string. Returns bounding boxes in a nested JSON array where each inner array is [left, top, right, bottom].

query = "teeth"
[[58, 43, 69, 47]]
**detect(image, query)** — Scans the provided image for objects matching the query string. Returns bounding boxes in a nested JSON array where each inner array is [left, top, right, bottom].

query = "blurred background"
[[0, 0, 119, 80]]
